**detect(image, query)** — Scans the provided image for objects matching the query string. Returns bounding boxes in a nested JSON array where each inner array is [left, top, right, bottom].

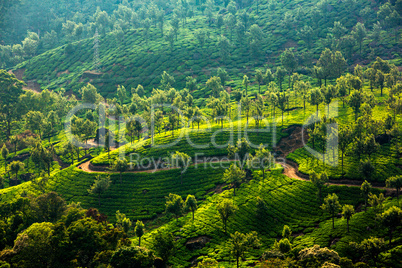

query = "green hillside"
[[139, 170, 395, 267], [10, 0, 401, 98], [0, 0, 401, 267]]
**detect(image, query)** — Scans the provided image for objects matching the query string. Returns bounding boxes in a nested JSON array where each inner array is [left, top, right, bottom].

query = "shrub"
[[64, 44, 74, 55], [0, 261, 10, 268], [278, 238, 291, 253], [298, 245, 340, 267], [339, 257, 354, 268], [321, 262, 340, 268], [196, 257, 219, 267], [261, 250, 284, 260], [282, 225, 292, 239], [110, 246, 155, 268]]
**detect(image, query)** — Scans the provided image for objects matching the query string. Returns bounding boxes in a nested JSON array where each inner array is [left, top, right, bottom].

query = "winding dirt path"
[[78, 156, 231, 174], [275, 126, 395, 192], [77, 126, 396, 193], [279, 160, 393, 191]]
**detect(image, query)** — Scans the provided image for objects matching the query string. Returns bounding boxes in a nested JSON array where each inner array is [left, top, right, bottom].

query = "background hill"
[[4, 0, 401, 99]]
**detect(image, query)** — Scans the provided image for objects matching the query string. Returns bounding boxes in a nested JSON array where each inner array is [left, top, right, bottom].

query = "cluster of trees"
[[0, 191, 211, 267], [0, 0, 258, 67], [254, 178, 401, 267], [1, 173, 400, 267], [293, 57, 401, 175], [3, 51, 399, 185], [0, 71, 81, 188], [2, 0, 401, 71], [158, 171, 402, 267], [1, 49, 400, 186], [299, 0, 401, 55], [322, 181, 402, 266], [149, 140, 273, 266], [0, 192, 134, 267], [161, 191, 260, 267], [309, 172, 402, 247], [1, 0, 179, 67], [0, 71, 78, 141], [199, 51, 399, 132], [261, 242, 363, 267], [212, 0, 402, 64]]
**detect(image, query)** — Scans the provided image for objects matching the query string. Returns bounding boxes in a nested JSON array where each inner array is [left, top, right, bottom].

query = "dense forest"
[[0, 0, 401, 267]]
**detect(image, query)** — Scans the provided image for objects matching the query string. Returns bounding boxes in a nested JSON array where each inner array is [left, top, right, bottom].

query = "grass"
[[0, 87, 400, 266], [288, 141, 402, 182], [90, 121, 287, 166], [0, 161, 230, 221], [137, 169, 389, 267], [0, 1, 401, 266], [10, 0, 394, 99]]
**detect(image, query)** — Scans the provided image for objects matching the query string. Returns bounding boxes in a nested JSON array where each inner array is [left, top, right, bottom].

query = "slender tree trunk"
[[5, 120, 11, 139], [341, 153, 344, 176], [323, 144, 326, 164], [318, 185, 324, 201]]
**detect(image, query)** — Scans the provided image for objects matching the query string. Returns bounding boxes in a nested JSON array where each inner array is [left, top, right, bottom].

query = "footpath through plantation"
[[77, 125, 397, 192]]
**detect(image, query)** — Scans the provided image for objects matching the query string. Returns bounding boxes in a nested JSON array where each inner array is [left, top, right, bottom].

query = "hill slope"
[[11, 0, 401, 98]]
